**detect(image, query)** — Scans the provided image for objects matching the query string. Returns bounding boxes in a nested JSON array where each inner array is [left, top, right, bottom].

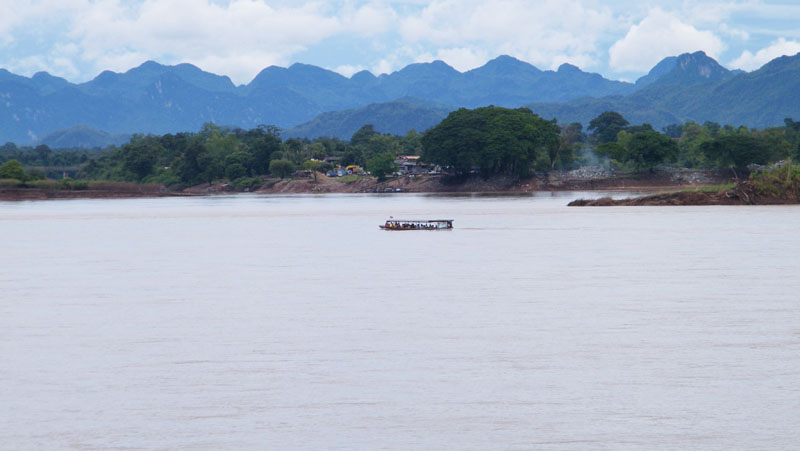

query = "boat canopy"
[[385, 219, 453, 223]]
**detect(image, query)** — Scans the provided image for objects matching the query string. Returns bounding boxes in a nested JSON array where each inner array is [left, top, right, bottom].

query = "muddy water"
[[2, 193, 799, 449]]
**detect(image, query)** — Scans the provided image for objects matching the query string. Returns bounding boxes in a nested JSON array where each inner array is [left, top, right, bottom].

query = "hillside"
[[4, 51, 800, 144], [36, 125, 130, 149], [528, 51, 800, 129], [0, 56, 635, 144], [283, 98, 452, 139]]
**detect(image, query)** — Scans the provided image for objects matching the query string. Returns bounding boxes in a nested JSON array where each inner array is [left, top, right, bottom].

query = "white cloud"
[[67, 0, 344, 84], [395, 0, 618, 72], [414, 47, 488, 72], [340, 2, 397, 35], [729, 38, 800, 70], [609, 8, 725, 73], [0, 0, 381, 83], [372, 58, 395, 76], [332, 64, 365, 77], [0, 0, 796, 85]]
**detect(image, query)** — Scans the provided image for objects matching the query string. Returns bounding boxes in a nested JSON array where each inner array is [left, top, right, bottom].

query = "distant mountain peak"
[[486, 55, 527, 66], [639, 51, 731, 88], [675, 51, 727, 77], [557, 63, 581, 73], [635, 56, 678, 87], [138, 60, 164, 68], [398, 60, 458, 74], [468, 55, 540, 77], [350, 70, 376, 81]]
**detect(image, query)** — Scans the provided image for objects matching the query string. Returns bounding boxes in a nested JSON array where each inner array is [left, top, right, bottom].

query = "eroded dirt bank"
[[568, 181, 800, 206], [0, 168, 731, 200], [0, 186, 199, 201], [255, 168, 729, 194]]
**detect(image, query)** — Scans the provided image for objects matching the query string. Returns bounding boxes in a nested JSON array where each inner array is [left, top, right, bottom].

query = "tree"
[[341, 147, 365, 166], [282, 138, 305, 164], [309, 143, 327, 160], [34, 145, 52, 165], [422, 106, 558, 177], [176, 141, 206, 184], [122, 136, 162, 180], [246, 130, 281, 175], [663, 123, 684, 138], [588, 111, 629, 144], [554, 122, 585, 169], [302, 159, 325, 183], [350, 124, 378, 147], [225, 163, 247, 180], [700, 135, 771, 173], [625, 130, 678, 172], [0, 159, 26, 180], [401, 130, 423, 155], [703, 121, 721, 138], [626, 123, 654, 134], [366, 153, 394, 181], [269, 159, 295, 179], [595, 142, 626, 161], [225, 151, 253, 176]]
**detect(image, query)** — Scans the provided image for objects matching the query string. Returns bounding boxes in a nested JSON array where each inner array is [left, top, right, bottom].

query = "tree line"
[[3, 108, 800, 187]]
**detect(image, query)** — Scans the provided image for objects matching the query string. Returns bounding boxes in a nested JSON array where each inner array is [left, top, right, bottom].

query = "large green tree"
[[700, 135, 771, 172], [588, 111, 629, 144], [269, 159, 295, 179], [366, 153, 395, 181], [121, 135, 162, 180], [421, 106, 559, 177], [302, 159, 325, 182], [625, 130, 679, 172], [0, 159, 26, 180]]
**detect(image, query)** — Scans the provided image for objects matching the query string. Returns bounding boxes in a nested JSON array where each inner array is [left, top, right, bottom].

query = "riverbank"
[[251, 167, 728, 194], [0, 167, 730, 200], [569, 165, 800, 206], [0, 181, 200, 201]]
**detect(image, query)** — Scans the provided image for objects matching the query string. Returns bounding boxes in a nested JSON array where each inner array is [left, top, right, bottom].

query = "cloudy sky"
[[2, 0, 800, 85]]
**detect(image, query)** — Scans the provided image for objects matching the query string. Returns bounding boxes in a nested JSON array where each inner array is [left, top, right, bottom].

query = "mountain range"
[[2, 51, 800, 146], [0, 55, 634, 145], [525, 51, 799, 129]]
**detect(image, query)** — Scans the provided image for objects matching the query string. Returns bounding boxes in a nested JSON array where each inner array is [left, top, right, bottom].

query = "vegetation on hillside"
[[422, 106, 560, 177], [2, 107, 800, 193]]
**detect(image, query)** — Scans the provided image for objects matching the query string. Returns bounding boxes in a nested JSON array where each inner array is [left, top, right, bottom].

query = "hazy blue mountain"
[[634, 56, 677, 88], [376, 60, 462, 104], [646, 51, 732, 87], [284, 98, 453, 139], [79, 61, 237, 99], [245, 63, 359, 110], [36, 125, 131, 148], [1, 56, 643, 144], [692, 53, 800, 126], [528, 51, 800, 129], [3, 51, 800, 144]]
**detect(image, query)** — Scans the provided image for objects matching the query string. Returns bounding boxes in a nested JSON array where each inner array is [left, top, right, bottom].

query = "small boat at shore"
[[380, 219, 453, 230]]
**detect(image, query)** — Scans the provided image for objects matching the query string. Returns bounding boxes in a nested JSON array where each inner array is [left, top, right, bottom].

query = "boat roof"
[[386, 219, 453, 222]]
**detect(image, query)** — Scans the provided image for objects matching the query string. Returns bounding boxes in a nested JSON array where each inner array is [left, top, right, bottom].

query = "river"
[[1, 192, 799, 449]]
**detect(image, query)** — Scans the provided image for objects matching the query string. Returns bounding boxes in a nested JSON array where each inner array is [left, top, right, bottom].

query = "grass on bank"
[[0, 178, 164, 192], [334, 175, 360, 183], [682, 182, 736, 193], [751, 161, 800, 199]]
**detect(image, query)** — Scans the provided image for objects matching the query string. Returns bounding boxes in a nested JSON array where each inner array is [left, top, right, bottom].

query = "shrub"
[[0, 178, 23, 187], [232, 177, 263, 191], [751, 161, 800, 199], [28, 179, 59, 190], [0, 160, 26, 180]]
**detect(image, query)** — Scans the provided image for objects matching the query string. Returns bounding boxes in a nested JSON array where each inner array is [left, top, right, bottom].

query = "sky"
[[1, 0, 800, 85]]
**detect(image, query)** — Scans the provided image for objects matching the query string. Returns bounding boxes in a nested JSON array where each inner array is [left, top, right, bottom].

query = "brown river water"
[[1, 192, 799, 450]]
